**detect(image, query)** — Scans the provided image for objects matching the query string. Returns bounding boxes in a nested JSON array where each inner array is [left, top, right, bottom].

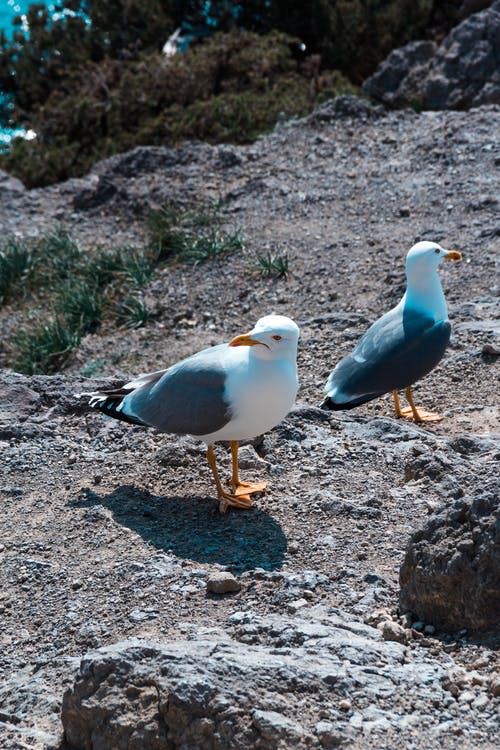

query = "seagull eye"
[[272, 335, 282, 341], [434, 248, 440, 254]]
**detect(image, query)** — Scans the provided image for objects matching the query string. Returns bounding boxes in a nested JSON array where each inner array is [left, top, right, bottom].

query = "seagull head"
[[229, 315, 300, 361], [406, 241, 462, 279]]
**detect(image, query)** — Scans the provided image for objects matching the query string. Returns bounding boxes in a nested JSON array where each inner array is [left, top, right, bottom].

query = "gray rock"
[[237, 444, 268, 471], [399, 487, 500, 630], [363, 1, 500, 109], [0, 168, 26, 192], [381, 620, 408, 645], [488, 674, 500, 697], [206, 571, 241, 594], [61, 606, 450, 749]]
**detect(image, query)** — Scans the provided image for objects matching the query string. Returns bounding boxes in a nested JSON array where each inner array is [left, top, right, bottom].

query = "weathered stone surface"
[[306, 95, 383, 124], [61, 606, 450, 750], [399, 486, 500, 630], [363, 1, 500, 109]]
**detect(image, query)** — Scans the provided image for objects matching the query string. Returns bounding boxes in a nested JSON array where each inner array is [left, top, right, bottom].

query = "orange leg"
[[206, 445, 252, 513], [393, 387, 443, 423], [229, 440, 268, 497]]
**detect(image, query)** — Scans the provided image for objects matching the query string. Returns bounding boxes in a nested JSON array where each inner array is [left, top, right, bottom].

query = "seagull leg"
[[206, 445, 252, 513], [396, 386, 444, 423], [229, 440, 268, 497], [392, 390, 403, 418]]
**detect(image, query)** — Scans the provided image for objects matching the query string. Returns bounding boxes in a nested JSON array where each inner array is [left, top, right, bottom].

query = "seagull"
[[321, 241, 462, 422], [82, 315, 299, 511]]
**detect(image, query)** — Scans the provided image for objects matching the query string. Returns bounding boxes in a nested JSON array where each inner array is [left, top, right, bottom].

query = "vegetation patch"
[[0, 28, 356, 187], [2, 203, 244, 374], [255, 251, 290, 279]]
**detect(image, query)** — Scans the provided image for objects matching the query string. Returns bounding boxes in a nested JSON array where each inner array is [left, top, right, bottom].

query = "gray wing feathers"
[[125, 344, 232, 436], [327, 307, 451, 404]]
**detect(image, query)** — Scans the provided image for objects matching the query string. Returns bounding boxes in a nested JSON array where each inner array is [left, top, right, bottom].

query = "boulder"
[[363, 1, 500, 109], [399, 486, 500, 630], [61, 606, 450, 749]]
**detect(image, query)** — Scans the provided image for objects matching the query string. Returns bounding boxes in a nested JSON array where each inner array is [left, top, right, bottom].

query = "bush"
[[0, 29, 356, 187]]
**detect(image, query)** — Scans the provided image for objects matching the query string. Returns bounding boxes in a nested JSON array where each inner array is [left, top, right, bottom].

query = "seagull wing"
[[88, 344, 233, 436], [325, 306, 451, 408]]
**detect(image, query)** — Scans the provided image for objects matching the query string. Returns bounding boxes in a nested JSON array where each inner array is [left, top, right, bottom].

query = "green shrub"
[[0, 29, 356, 187]]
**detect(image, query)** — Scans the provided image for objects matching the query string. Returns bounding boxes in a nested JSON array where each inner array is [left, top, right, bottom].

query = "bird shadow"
[[70, 485, 287, 573]]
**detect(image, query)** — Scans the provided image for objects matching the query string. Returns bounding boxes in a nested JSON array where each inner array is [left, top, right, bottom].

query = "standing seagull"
[[321, 241, 462, 422], [82, 315, 299, 511]]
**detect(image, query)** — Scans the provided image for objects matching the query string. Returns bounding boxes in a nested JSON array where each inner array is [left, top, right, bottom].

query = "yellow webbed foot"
[[398, 407, 443, 423], [231, 480, 268, 497], [218, 491, 253, 513]]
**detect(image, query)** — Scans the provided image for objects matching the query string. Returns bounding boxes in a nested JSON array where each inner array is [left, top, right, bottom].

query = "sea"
[[0, 0, 53, 146]]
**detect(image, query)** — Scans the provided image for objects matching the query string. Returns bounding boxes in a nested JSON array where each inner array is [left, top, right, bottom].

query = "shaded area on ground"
[[71, 485, 287, 573]]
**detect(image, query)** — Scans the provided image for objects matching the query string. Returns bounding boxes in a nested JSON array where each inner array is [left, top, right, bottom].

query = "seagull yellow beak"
[[444, 250, 462, 261], [229, 332, 263, 347]]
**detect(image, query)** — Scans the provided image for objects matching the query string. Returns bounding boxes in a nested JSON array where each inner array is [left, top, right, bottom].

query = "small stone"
[[71, 579, 83, 590], [458, 690, 475, 704], [382, 620, 408, 644], [472, 694, 489, 709], [423, 624, 435, 635], [316, 720, 346, 747], [303, 589, 314, 600], [399, 206, 411, 217], [412, 621, 425, 631], [288, 542, 299, 555], [400, 611, 413, 628], [206, 571, 241, 594], [287, 598, 308, 613], [488, 674, 500, 697], [237, 444, 268, 471], [339, 699, 352, 711]]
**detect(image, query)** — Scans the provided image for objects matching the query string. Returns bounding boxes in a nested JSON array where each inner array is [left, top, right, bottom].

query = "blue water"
[[0, 0, 53, 145]]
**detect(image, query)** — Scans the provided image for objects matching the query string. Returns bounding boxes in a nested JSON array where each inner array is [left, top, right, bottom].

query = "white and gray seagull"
[[321, 241, 462, 422], [82, 315, 300, 511]]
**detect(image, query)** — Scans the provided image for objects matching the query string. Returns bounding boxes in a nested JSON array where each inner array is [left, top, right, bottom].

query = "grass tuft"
[[34, 228, 81, 284], [14, 318, 81, 375], [0, 238, 33, 306], [55, 279, 103, 334], [117, 247, 155, 288], [255, 251, 290, 278], [6, 204, 244, 374], [180, 229, 244, 265], [115, 295, 155, 329]]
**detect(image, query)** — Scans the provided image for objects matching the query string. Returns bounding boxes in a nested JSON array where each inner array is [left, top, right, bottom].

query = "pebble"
[[339, 699, 352, 711], [488, 674, 500, 697], [287, 598, 308, 613], [472, 694, 489, 709], [423, 624, 435, 635], [382, 620, 408, 644], [206, 571, 241, 595], [458, 690, 475, 704]]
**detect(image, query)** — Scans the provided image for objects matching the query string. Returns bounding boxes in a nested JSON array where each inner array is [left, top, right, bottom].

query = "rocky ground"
[[0, 96, 499, 748]]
